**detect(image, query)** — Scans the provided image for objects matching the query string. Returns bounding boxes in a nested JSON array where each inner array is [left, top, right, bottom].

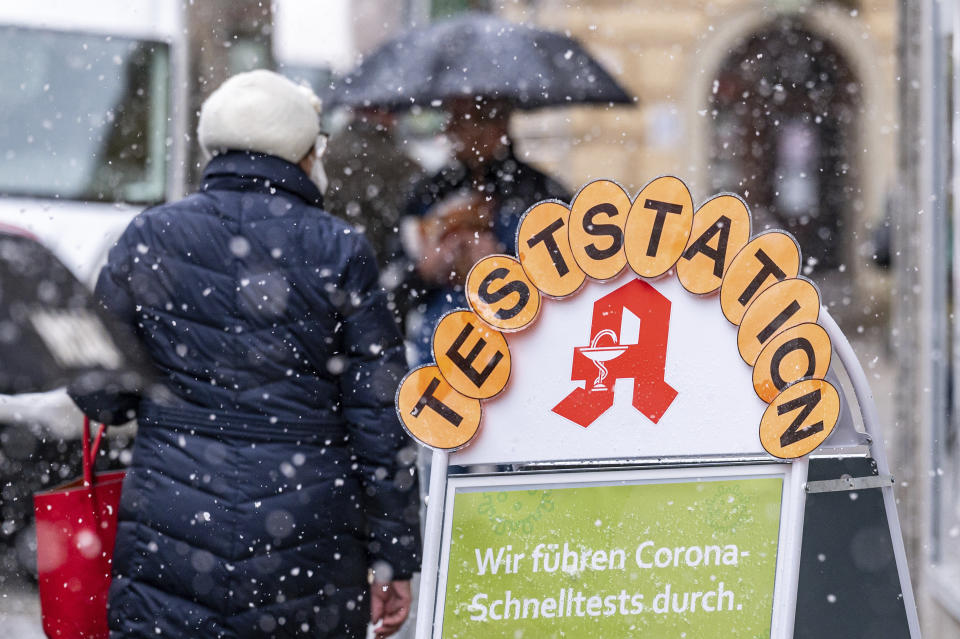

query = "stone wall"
[[502, 1, 897, 325]]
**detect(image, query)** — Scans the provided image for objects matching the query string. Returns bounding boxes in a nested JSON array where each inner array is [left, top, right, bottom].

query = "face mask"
[[308, 156, 329, 195]]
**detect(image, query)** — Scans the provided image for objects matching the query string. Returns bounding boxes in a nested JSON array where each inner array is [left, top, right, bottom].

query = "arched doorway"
[[707, 18, 861, 273]]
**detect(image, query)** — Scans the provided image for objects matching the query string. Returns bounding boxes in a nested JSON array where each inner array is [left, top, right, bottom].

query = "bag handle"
[[82, 416, 107, 487]]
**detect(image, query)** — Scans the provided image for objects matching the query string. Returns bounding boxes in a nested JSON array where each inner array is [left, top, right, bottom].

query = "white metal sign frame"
[[818, 312, 921, 638], [413, 309, 921, 639]]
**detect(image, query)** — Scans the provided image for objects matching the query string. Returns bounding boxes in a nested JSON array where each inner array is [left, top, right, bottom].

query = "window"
[[0, 26, 169, 204]]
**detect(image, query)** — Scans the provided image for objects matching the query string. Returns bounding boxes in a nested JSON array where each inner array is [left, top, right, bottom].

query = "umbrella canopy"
[[0, 228, 151, 394], [332, 12, 634, 111]]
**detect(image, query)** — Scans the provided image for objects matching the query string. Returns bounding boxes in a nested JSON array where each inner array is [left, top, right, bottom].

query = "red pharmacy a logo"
[[552, 279, 677, 428]]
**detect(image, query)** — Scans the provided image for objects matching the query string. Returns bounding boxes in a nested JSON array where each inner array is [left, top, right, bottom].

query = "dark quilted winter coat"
[[71, 152, 421, 638]]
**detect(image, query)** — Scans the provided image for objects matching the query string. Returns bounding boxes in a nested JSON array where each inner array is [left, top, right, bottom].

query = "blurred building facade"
[[504, 0, 895, 332]]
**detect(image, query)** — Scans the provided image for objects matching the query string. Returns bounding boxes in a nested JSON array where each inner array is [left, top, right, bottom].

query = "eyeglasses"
[[314, 131, 329, 160]]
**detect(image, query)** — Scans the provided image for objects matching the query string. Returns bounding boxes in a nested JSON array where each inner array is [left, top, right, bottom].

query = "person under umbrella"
[[330, 12, 633, 363], [400, 97, 570, 363], [68, 70, 420, 639]]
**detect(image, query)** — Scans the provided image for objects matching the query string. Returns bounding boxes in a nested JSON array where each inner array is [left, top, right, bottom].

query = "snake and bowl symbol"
[[577, 329, 627, 392]]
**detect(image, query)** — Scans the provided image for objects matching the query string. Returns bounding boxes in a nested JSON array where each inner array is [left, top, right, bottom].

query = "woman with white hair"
[[70, 70, 420, 639]]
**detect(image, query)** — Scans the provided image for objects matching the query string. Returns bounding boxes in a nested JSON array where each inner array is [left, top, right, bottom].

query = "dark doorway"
[[708, 19, 861, 272]]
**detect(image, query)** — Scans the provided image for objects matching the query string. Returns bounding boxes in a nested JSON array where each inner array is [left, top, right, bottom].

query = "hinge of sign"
[[804, 474, 895, 494]]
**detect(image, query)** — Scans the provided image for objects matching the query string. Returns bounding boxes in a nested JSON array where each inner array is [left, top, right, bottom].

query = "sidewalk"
[[0, 579, 418, 639], [0, 582, 44, 639]]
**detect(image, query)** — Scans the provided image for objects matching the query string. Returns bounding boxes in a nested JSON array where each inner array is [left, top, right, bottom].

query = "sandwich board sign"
[[396, 177, 920, 638]]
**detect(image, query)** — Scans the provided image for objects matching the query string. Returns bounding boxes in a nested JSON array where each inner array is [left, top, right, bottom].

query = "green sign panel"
[[441, 477, 783, 638]]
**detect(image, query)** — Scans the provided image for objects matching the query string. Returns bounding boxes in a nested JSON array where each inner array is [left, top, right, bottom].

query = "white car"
[[0, 0, 185, 580]]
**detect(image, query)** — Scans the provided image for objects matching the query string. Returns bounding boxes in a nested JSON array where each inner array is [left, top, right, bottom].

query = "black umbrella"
[[0, 228, 152, 395], [332, 12, 634, 110]]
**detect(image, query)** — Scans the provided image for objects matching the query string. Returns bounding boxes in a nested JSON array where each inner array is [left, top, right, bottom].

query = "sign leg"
[[415, 449, 448, 639], [819, 311, 922, 639]]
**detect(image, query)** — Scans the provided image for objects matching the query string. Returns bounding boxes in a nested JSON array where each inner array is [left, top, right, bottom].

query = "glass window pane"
[[0, 27, 169, 204]]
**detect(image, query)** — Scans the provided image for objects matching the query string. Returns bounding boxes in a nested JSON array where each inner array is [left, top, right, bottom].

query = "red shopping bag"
[[33, 417, 125, 639]]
